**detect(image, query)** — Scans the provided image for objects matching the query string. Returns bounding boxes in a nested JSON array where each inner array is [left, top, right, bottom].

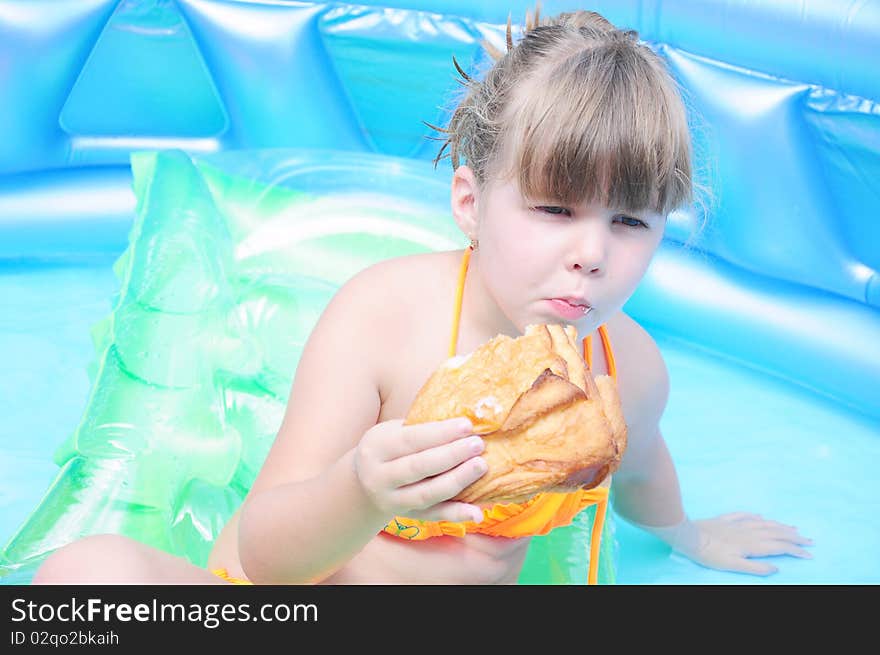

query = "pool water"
[[1, 256, 878, 584], [617, 331, 880, 584]]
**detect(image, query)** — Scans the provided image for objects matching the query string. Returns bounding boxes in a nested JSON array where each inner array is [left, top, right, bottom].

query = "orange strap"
[[587, 489, 608, 585], [584, 326, 617, 381], [583, 328, 614, 584], [211, 568, 253, 585], [448, 244, 473, 358]]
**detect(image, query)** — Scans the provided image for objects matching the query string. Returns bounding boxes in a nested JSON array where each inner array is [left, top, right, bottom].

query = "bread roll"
[[405, 324, 627, 505]]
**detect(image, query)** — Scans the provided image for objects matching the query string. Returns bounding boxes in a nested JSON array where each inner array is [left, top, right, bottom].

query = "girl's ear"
[[450, 165, 481, 240]]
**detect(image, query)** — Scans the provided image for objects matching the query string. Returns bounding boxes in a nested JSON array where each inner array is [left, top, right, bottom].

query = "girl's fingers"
[[744, 540, 813, 559], [394, 456, 488, 511], [756, 525, 814, 546], [411, 501, 486, 524], [388, 436, 485, 487], [380, 418, 474, 461], [791, 534, 814, 546], [729, 558, 779, 576], [787, 546, 814, 559], [718, 512, 764, 523]]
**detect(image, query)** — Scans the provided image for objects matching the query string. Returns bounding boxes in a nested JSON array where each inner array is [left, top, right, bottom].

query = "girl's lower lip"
[[546, 298, 591, 320]]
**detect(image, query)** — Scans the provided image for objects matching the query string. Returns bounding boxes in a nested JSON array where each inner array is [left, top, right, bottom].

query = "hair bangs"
[[500, 42, 692, 215]]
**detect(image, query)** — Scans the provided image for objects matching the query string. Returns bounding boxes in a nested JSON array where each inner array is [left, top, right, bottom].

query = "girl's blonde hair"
[[428, 3, 693, 216]]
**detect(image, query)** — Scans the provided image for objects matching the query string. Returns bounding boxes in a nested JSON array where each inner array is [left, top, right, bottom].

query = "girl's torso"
[[323, 249, 618, 584], [210, 249, 627, 584]]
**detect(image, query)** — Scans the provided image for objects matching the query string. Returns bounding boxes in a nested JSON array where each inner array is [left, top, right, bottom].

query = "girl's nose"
[[568, 230, 606, 274]]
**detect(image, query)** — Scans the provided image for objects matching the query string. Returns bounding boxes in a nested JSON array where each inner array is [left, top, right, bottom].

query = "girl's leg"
[[31, 534, 232, 585]]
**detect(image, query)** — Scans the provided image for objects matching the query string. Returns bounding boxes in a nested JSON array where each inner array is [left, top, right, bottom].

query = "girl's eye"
[[616, 215, 649, 229], [536, 206, 572, 217]]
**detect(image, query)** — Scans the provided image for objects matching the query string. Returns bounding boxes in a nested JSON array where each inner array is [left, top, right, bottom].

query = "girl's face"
[[454, 166, 665, 336]]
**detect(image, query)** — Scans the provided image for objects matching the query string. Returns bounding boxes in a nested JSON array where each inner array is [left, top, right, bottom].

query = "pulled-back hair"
[[428, 3, 693, 216]]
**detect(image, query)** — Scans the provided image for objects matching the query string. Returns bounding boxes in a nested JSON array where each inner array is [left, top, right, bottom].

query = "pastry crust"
[[404, 324, 627, 505]]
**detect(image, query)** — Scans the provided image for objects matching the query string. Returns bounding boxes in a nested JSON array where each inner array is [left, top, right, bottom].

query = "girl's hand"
[[676, 512, 814, 576], [353, 417, 488, 523]]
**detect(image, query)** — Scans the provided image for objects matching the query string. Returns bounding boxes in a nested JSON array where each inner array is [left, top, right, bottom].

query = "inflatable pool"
[[1, 0, 878, 584]]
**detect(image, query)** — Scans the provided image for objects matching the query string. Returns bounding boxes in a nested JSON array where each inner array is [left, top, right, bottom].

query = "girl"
[[33, 5, 812, 585]]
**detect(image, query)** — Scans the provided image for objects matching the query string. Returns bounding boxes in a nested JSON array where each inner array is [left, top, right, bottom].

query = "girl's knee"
[[32, 534, 150, 584]]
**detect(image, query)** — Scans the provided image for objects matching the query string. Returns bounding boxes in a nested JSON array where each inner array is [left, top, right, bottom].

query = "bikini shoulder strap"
[[448, 246, 472, 357]]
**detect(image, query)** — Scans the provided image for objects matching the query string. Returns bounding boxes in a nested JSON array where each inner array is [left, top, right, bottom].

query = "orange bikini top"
[[381, 247, 616, 584]]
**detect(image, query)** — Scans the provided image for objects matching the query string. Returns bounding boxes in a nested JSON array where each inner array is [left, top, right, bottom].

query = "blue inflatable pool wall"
[[2, 0, 877, 419]]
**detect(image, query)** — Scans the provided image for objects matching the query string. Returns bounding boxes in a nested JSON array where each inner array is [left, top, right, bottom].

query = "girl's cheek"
[[511, 218, 553, 250], [506, 236, 546, 268]]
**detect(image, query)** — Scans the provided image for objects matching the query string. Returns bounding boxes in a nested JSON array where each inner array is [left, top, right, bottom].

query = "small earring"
[[469, 236, 479, 251]]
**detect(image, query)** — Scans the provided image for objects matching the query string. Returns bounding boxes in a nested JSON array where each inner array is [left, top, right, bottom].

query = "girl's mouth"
[[546, 298, 592, 320]]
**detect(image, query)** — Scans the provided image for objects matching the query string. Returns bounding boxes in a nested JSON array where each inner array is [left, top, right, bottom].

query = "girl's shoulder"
[[345, 250, 459, 302], [333, 250, 461, 391], [605, 311, 670, 431], [245, 251, 459, 492], [337, 250, 459, 330]]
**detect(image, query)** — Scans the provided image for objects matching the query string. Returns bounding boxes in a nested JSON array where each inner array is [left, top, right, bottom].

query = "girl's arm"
[[239, 449, 392, 584], [237, 263, 485, 584], [237, 269, 391, 584], [611, 320, 812, 576]]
